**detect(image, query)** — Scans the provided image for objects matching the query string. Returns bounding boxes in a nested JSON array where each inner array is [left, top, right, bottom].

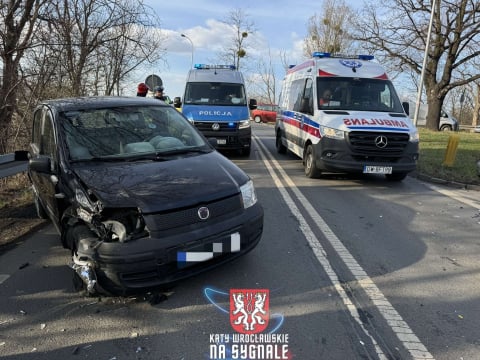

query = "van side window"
[[290, 78, 313, 114], [32, 109, 43, 153], [42, 111, 58, 170], [303, 78, 313, 115]]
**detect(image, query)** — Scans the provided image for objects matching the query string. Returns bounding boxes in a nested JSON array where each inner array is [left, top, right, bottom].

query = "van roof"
[[288, 56, 388, 80], [186, 67, 245, 84]]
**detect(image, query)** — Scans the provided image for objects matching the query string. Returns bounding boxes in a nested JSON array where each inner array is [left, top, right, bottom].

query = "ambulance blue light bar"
[[312, 52, 374, 61], [194, 64, 236, 70]]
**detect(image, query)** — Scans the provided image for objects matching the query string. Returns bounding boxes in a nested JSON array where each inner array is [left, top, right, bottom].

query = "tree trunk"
[[425, 94, 443, 131], [472, 83, 480, 128]]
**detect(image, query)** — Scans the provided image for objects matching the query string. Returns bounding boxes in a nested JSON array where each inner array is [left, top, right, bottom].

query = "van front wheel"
[[304, 144, 322, 178], [276, 131, 287, 154]]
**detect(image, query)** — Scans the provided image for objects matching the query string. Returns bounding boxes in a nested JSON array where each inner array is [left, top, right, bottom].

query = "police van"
[[175, 64, 257, 156], [275, 52, 419, 181]]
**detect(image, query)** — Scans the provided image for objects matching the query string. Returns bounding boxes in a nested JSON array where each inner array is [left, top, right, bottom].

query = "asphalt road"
[[1, 123, 480, 360]]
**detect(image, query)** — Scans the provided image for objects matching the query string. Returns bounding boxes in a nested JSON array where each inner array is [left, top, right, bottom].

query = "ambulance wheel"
[[304, 144, 322, 178], [276, 131, 287, 154], [385, 172, 408, 181]]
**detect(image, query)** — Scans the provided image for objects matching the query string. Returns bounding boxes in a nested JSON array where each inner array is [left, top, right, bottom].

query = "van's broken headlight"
[[101, 209, 148, 242], [75, 188, 98, 213], [240, 180, 257, 209]]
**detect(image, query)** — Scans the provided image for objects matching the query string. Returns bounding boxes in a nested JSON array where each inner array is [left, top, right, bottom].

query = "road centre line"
[[253, 135, 434, 360]]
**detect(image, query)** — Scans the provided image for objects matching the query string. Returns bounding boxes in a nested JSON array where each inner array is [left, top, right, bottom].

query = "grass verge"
[[417, 129, 480, 186]]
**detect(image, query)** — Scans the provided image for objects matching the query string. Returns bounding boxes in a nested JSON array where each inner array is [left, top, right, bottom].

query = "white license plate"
[[217, 139, 227, 145], [363, 166, 393, 174]]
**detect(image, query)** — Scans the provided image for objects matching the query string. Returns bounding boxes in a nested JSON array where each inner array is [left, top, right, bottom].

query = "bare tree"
[[96, 20, 166, 96], [0, 0, 45, 153], [354, 0, 480, 131], [218, 8, 256, 70], [303, 0, 356, 58], [249, 47, 278, 104], [40, 0, 164, 97]]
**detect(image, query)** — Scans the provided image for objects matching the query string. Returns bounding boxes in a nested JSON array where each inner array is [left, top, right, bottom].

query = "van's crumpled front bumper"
[[75, 202, 263, 294]]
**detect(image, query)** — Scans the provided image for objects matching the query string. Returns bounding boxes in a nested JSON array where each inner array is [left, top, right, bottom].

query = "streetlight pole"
[[181, 34, 194, 68], [413, 0, 437, 127]]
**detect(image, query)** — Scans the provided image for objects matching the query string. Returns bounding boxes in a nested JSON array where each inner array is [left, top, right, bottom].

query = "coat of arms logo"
[[230, 289, 269, 334]]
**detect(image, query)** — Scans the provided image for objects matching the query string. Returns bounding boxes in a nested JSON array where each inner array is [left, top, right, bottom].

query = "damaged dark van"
[[28, 96, 263, 295]]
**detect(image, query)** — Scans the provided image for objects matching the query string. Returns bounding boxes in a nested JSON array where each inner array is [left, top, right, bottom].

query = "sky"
[[134, 0, 362, 100]]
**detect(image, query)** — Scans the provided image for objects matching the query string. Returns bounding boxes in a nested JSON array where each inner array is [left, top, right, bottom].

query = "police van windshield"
[[317, 77, 404, 113], [184, 82, 246, 106]]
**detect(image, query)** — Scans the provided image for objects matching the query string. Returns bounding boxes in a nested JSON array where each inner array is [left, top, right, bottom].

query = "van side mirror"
[[29, 156, 51, 174], [249, 98, 257, 110], [402, 102, 410, 115], [173, 96, 182, 108]]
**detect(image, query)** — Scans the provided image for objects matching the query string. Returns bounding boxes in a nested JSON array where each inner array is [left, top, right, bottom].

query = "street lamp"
[[413, 0, 437, 127], [181, 33, 194, 68]]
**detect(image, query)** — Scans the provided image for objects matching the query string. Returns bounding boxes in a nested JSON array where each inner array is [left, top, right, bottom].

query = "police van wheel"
[[276, 132, 287, 154], [240, 146, 251, 157], [304, 145, 321, 178]]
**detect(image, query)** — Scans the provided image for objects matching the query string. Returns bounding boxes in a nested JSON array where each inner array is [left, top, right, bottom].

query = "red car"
[[251, 104, 279, 123]]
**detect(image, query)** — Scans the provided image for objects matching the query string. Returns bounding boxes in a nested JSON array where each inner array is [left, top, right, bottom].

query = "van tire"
[[276, 131, 287, 154], [440, 124, 452, 131], [240, 146, 251, 157], [385, 172, 408, 181], [304, 144, 322, 178]]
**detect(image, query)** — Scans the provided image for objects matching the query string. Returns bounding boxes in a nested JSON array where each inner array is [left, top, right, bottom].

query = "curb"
[[411, 172, 480, 191]]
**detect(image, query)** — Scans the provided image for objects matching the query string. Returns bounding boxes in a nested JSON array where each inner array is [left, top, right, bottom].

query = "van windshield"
[[184, 82, 246, 105], [317, 77, 404, 113]]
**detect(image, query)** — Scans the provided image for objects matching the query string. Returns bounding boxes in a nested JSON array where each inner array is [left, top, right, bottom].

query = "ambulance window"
[[302, 78, 314, 115], [291, 78, 313, 114]]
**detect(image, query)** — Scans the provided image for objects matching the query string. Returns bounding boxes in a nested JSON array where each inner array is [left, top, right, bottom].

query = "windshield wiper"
[[156, 147, 211, 156], [70, 156, 128, 163]]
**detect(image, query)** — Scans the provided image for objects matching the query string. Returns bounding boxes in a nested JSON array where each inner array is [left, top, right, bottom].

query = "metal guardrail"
[[0, 151, 29, 179]]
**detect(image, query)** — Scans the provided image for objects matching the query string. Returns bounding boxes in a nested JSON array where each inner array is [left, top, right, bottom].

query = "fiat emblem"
[[212, 123, 220, 131], [374, 135, 388, 148], [197, 206, 210, 220]]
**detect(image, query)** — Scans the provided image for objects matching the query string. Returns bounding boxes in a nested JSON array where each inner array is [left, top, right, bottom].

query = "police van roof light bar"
[[312, 52, 331, 58], [194, 64, 236, 70]]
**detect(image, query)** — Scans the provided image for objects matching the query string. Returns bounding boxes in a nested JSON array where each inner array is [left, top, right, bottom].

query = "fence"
[[0, 152, 28, 179]]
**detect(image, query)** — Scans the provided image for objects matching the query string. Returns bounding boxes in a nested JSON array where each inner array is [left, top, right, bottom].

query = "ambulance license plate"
[[363, 166, 392, 174], [217, 138, 227, 145]]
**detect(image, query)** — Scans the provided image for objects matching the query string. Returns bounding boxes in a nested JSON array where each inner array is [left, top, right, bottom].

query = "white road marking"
[[253, 135, 434, 360], [422, 182, 480, 210], [0, 274, 10, 285]]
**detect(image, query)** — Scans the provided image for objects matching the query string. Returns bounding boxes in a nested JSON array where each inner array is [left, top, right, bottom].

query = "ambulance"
[[175, 64, 257, 156], [275, 52, 419, 181]]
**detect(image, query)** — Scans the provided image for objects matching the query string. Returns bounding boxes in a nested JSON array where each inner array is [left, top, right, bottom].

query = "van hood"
[[70, 152, 249, 213], [182, 105, 250, 122], [322, 110, 415, 132]]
